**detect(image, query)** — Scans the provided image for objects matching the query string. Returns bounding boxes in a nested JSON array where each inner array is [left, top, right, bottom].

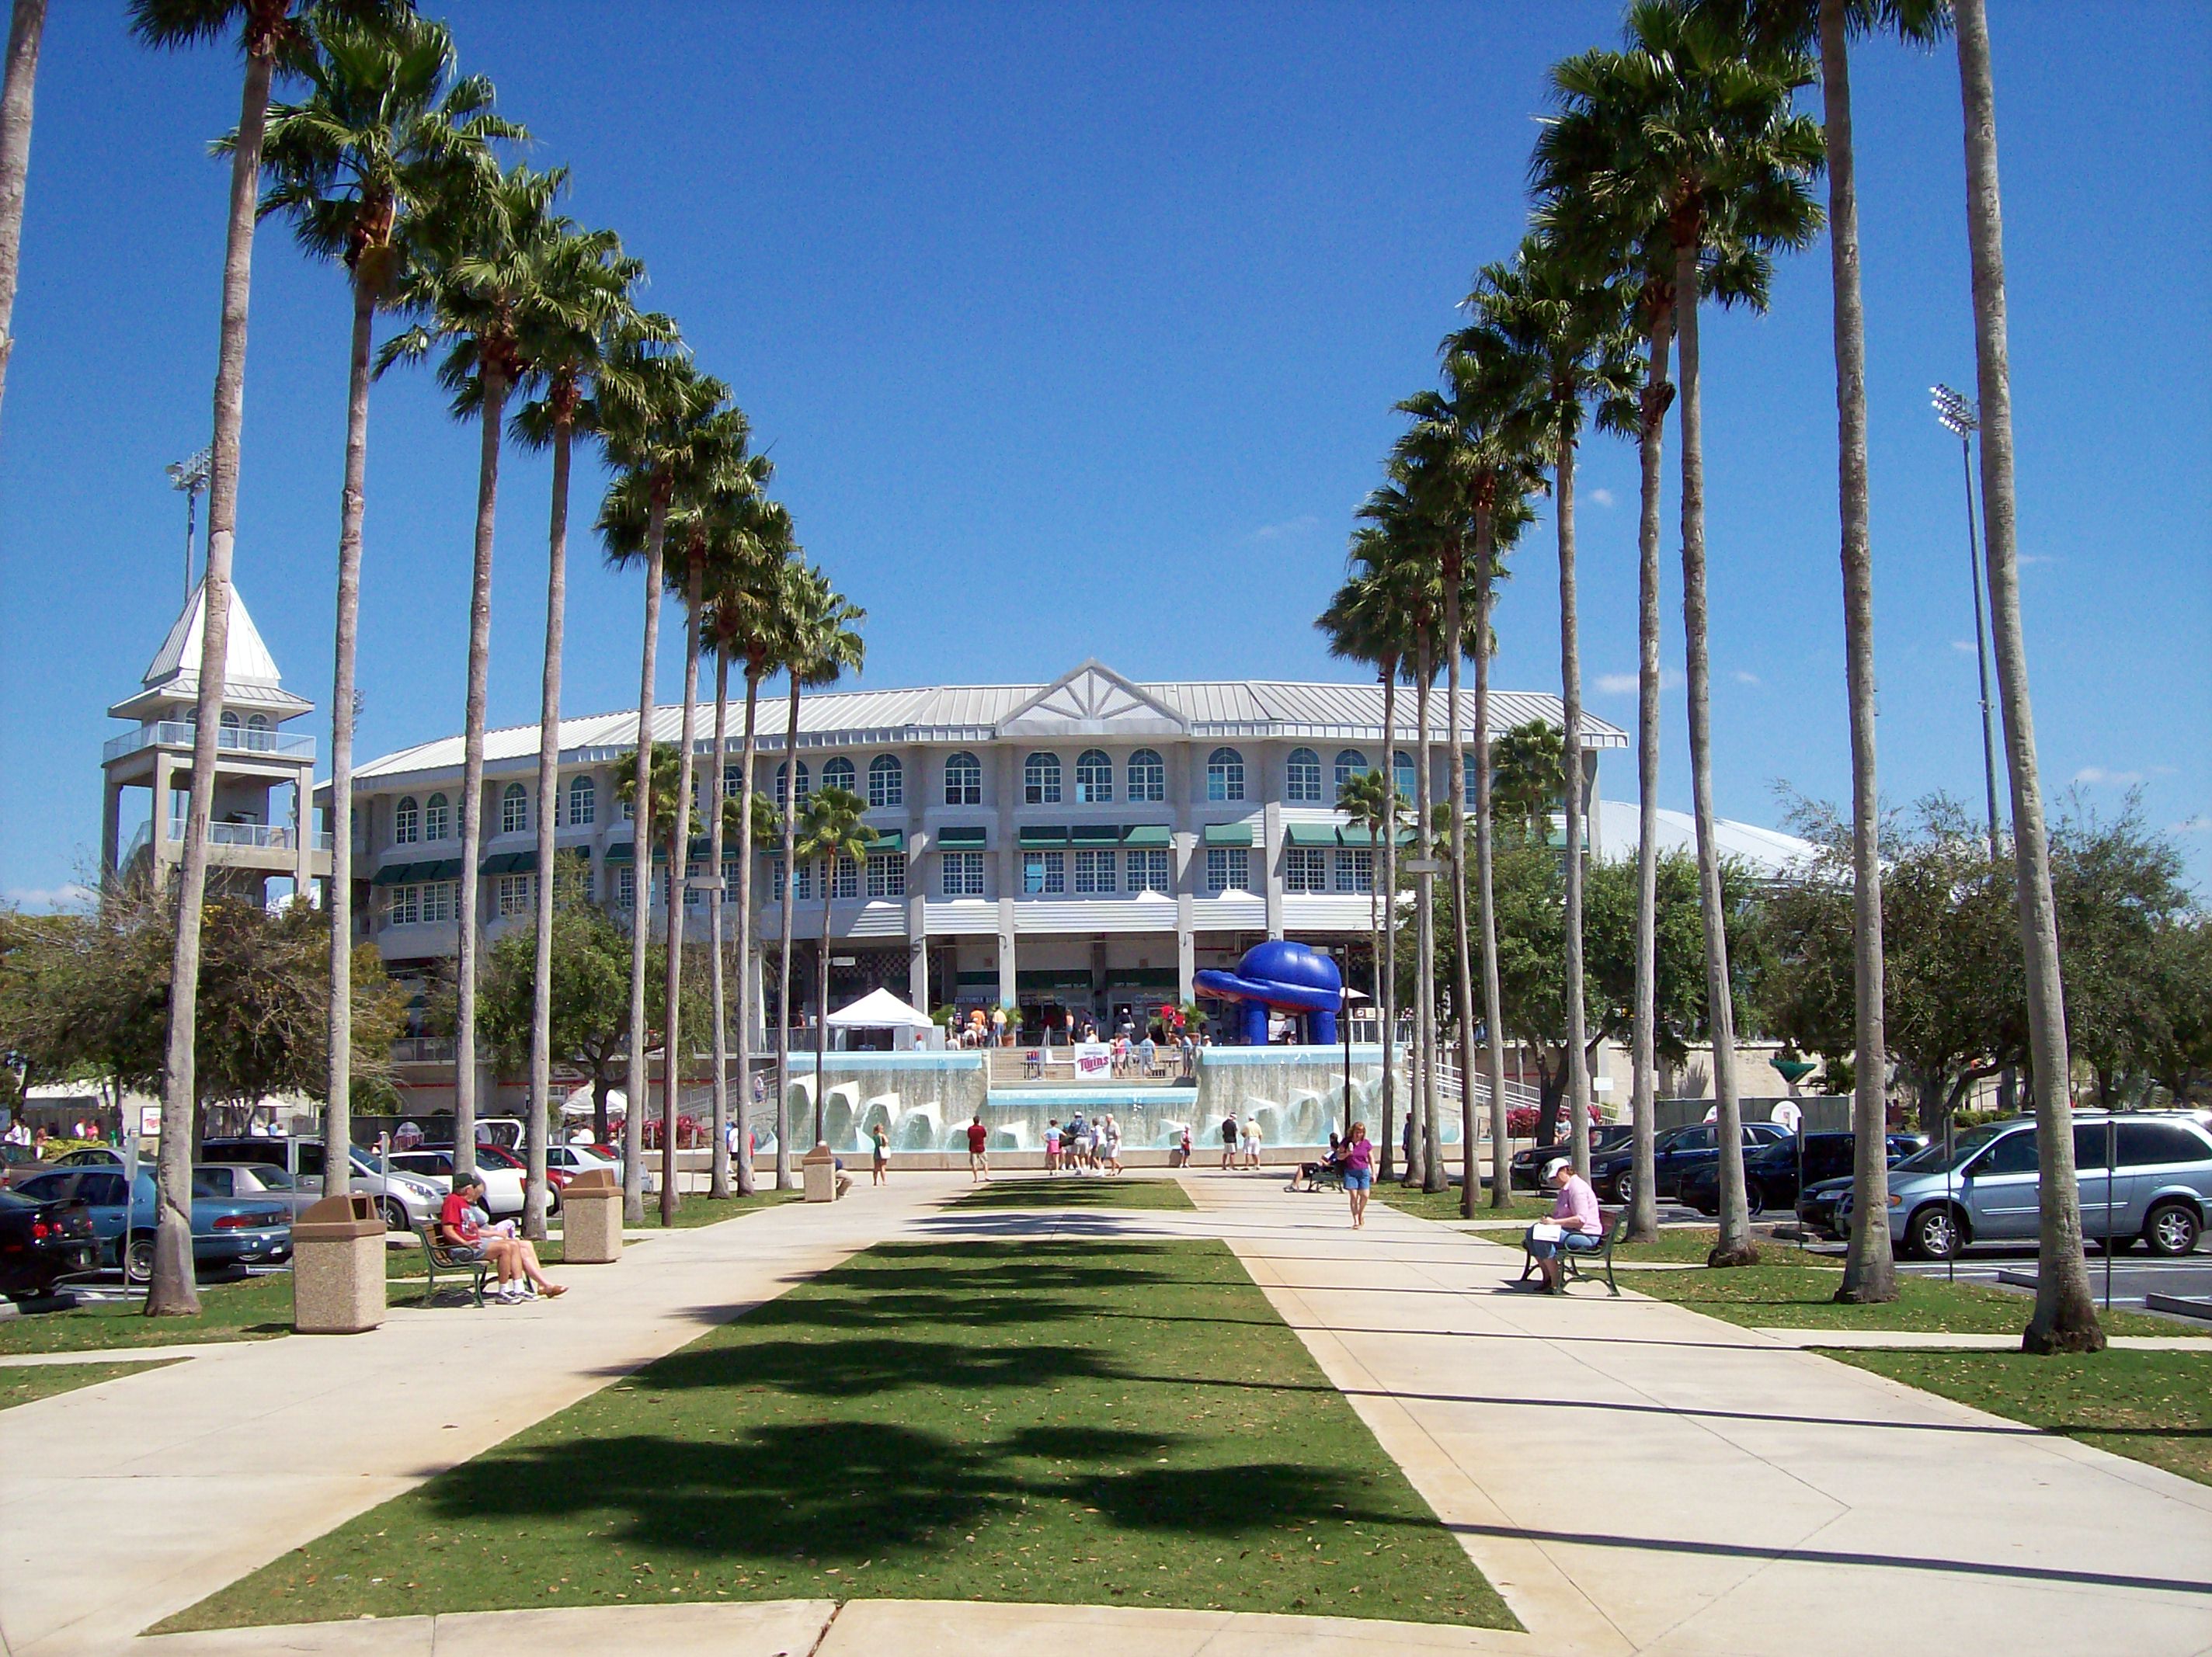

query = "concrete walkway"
[[9, 1168, 2212, 1655], [0, 1179, 953, 1657]]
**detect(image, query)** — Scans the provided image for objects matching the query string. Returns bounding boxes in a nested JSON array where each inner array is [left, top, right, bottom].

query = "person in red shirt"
[[439, 1173, 565, 1303], [965, 1115, 989, 1183]]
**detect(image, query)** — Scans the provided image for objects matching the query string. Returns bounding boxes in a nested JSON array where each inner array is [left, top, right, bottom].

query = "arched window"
[[868, 754, 903, 808], [219, 710, 240, 731], [1127, 748, 1165, 803], [943, 751, 982, 806], [424, 791, 450, 841], [246, 713, 269, 732], [1285, 748, 1323, 804], [722, 763, 740, 799], [1024, 752, 1061, 805], [501, 782, 528, 836], [776, 759, 810, 809], [393, 795, 419, 845], [1334, 749, 1370, 795], [1205, 746, 1244, 802], [567, 775, 596, 827], [1394, 750, 1417, 801], [822, 756, 856, 794], [1074, 749, 1113, 804]]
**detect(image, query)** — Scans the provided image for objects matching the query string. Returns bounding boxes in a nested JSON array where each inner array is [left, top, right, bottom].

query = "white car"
[[387, 1148, 536, 1220]]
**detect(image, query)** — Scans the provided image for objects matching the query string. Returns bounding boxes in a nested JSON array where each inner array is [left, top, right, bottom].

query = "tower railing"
[[104, 721, 315, 763]]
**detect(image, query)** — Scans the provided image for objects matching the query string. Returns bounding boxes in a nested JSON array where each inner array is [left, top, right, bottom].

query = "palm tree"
[[771, 571, 865, 1174], [797, 783, 877, 1145], [1534, 2, 1822, 1265], [257, 2, 515, 1213], [0, 0, 47, 438], [700, 498, 796, 1199], [1953, 0, 2101, 1355], [595, 343, 728, 1223], [130, 0, 316, 1317], [380, 159, 568, 1181], [1472, 237, 1640, 1187], [509, 231, 657, 1238]]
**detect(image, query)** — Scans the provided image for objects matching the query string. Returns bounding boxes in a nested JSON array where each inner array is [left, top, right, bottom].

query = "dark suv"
[[1509, 1123, 1636, 1191], [1677, 1131, 1926, 1218], [1588, 1121, 1791, 1207]]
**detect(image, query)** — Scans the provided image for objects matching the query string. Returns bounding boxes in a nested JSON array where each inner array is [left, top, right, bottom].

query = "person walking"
[[1242, 1114, 1263, 1169], [870, 1122, 889, 1186], [991, 1005, 1007, 1047], [1341, 1122, 1374, 1228], [1045, 1117, 1062, 1174], [1219, 1113, 1239, 1170], [1101, 1113, 1123, 1175], [965, 1114, 990, 1183]]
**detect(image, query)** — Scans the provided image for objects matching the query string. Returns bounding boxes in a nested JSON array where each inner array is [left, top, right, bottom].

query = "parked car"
[[0, 1187, 99, 1297], [9, 1169, 291, 1284], [388, 1147, 547, 1221], [1677, 1131, 1928, 1218], [193, 1161, 312, 1219], [51, 1147, 125, 1168], [1, 1142, 43, 1186], [1791, 1135, 1934, 1237], [200, 1138, 443, 1232], [1588, 1122, 1791, 1207], [1510, 1123, 1636, 1190], [1856, 1113, 2212, 1260]]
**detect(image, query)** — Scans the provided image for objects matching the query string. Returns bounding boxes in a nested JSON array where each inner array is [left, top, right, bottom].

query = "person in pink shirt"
[[1525, 1157, 1604, 1292]]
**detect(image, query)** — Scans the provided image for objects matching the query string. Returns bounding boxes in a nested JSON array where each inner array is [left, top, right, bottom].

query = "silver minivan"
[[1869, 1113, 2212, 1260]]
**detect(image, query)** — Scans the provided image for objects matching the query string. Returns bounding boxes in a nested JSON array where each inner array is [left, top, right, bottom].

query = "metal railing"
[[104, 721, 315, 763], [390, 1037, 457, 1065], [167, 818, 333, 853]]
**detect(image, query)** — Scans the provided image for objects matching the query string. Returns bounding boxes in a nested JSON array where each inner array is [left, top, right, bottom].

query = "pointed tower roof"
[[108, 580, 313, 721]]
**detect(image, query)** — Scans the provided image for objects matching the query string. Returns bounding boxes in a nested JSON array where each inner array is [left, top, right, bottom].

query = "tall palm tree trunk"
[[707, 654, 732, 1200], [1378, 658, 1400, 1183], [523, 411, 572, 1242], [774, 680, 800, 1184], [1954, 0, 2099, 1353], [153, 33, 276, 1315], [1413, 643, 1439, 1190], [1628, 298, 1674, 1245], [732, 664, 763, 1195], [322, 272, 374, 1201], [1443, 544, 1480, 1215], [659, 554, 705, 1225], [452, 368, 508, 1186], [1822, 4, 1897, 1304], [1555, 423, 1593, 1183], [621, 492, 669, 1225], [0, 0, 46, 438], [1471, 526, 1511, 1211], [1674, 241, 1755, 1268], [815, 875, 834, 1143]]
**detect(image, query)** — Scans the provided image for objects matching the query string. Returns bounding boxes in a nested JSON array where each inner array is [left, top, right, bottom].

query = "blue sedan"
[[9, 1169, 291, 1284]]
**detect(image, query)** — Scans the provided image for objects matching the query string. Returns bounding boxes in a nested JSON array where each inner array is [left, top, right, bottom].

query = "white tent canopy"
[[824, 987, 934, 1030]]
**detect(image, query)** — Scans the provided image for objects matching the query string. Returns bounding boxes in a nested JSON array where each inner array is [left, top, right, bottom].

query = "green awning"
[[413, 858, 464, 881], [868, 829, 905, 853], [1285, 823, 1341, 848], [1120, 823, 1172, 847], [370, 862, 417, 887], [1069, 823, 1121, 846], [1018, 825, 1068, 848], [602, 841, 636, 864], [479, 850, 535, 876], [937, 825, 986, 848], [1202, 822, 1254, 847]]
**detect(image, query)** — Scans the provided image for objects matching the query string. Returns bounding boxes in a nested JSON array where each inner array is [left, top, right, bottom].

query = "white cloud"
[[1595, 668, 1680, 696], [1733, 670, 1760, 686], [2018, 553, 2056, 566], [4, 884, 94, 912], [2073, 766, 2144, 787], [1245, 515, 1317, 544], [1950, 639, 1977, 654], [1588, 488, 1616, 509]]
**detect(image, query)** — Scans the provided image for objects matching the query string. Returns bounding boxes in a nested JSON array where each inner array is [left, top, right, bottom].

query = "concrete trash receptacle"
[[292, 1192, 386, 1334], [562, 1167, 623, 1263], [802, 1142, 840, 1203]]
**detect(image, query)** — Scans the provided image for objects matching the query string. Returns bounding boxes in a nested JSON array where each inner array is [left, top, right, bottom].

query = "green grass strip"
[[949, 1177, 1195, 1211], [1824, 1348, 2212, 1488], [1376, 1185, 1556, 1224], [164, 1238, 1511, 1634], [0, 1357, 185, 1410], [0, 1275, 292, 1357]]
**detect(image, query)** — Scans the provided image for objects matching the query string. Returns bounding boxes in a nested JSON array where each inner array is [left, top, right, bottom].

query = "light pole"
[[166, 445, 213, 603], [1933, 384, 2014, 1120]]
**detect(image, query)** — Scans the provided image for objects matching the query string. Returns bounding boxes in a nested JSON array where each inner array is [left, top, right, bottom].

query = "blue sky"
[[2, 2, 2206, 906]]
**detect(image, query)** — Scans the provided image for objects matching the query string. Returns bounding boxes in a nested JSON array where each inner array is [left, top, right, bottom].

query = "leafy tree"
[[1490, 719, 1566, 846]]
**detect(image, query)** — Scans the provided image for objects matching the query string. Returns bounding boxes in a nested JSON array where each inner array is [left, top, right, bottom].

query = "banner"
[[1073, 1041, 1112, 1079]]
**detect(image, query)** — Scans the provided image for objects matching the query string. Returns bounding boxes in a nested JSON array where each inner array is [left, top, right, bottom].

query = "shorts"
[[1341, 1171, 1372, 1192], [447, 1243, 488, 1263]]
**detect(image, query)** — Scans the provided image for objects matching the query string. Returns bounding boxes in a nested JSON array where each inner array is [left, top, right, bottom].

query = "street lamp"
[[1933, 384, 2013, 1123], [166, 445, 213, 603]]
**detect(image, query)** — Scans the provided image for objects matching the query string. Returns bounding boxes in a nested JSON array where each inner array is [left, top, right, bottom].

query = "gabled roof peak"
[[110, 580, 312, 721], [994, 660, 1188, 739]]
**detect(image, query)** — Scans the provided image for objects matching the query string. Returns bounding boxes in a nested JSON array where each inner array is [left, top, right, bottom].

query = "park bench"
[[413, 1219, 491, 1308], [1517, 1207, 1625, 1297]]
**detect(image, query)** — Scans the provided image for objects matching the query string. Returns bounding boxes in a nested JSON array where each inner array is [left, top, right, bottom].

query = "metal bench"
[[414, 1220, 491, 1307], [1518, 1207, 1625, 1296]]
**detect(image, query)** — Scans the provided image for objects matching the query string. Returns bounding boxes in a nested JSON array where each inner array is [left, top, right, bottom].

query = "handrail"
[[167, 818, 333, 853], [104, 721, 314, 762]]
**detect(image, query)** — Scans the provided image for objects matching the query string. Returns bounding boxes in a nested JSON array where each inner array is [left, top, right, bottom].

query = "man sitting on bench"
[[440, 1172, 565, 1304], [1293, 1132, 1345, 1192], [1523, 1157, 1604, 1294]]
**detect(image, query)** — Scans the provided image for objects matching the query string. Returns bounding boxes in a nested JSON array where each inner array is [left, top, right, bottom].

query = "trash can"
[[802, 1142, 840, 1203], [562, 1167, 623, 1263], [291, 1192, 386, 1334]]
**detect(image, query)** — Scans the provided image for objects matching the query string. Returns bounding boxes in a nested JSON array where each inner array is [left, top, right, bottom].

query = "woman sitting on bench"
[[1523, 1158, 1603, 1294], [440, 1173, 565, 1304]]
